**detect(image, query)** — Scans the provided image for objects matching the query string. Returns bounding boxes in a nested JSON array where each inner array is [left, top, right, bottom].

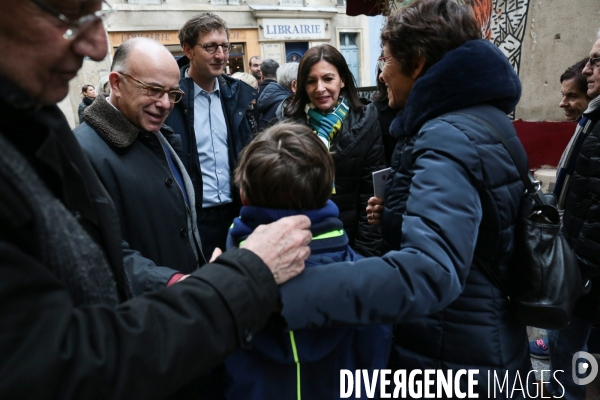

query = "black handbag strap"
[[450, 107, 545, 206]]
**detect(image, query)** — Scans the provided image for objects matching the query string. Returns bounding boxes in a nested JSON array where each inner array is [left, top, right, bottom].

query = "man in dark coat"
[[257, 58, 279, 93], [545, 36, 600, 399], [165, 12, 258, 257], [255, 62, 297, 131], [0, 1, 311, 398], [75, 38, 201, 296]]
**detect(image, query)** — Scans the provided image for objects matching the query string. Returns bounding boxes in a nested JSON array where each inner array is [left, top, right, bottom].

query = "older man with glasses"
[[541, 30, 600, 400], [74, 37, 203, 298], [0, 1, 312, 399], [165, 12, 258, 260]]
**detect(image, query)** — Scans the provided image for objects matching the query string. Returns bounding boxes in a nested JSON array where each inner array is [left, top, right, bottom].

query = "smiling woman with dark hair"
[[279, 44, 385, 257]]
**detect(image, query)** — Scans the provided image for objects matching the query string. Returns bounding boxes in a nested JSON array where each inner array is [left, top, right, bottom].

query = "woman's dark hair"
[[560, 58, 591, 96], [285, 44, 363, 118], [81, 84, 94, 96], [381, 0, 481, 77], [235, 121, 334, 210]]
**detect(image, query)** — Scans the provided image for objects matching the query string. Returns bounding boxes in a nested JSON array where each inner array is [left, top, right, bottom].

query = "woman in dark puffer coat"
[[278, 44, 385, 257], [277, 1, 533, 398]]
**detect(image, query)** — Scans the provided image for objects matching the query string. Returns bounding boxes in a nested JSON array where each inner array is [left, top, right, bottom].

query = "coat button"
[[165, 178, 174, 187], [238, 111, 242, 115], [180, 228, 187, 238], [244, 329, 253, 342]]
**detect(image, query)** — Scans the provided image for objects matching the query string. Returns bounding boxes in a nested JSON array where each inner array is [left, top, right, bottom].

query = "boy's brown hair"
[[235, 121, 334, 210]]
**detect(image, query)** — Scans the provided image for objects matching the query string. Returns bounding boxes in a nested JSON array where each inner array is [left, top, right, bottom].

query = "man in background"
[[166, 13, 257, 257], [256, 62, 298, 131], [545, 32, 600, 400], [257, 58, 279, 93], [249, 55, 263, 82]]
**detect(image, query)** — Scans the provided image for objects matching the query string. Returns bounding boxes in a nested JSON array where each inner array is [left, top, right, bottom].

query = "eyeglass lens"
[[146, 87, 183, 103], [202, 43, 231, 54]]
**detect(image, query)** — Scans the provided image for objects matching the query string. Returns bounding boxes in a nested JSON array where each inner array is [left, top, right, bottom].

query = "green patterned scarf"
[[304, 97, 350, 150]]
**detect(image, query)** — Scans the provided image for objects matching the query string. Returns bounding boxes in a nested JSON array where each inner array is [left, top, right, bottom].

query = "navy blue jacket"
[[279, 40, 531, 398], [255, 82, 292, 131], [165, 57, 258, 211], [225, 201, 392, 400], [562, 100, 600, 320]]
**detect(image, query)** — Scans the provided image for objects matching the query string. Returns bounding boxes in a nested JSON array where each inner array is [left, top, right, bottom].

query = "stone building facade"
[[63, 0, 372, 126], [61, 0, 600, 126]]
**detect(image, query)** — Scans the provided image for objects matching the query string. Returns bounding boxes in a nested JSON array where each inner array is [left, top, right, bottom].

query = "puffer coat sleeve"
[[280, 117, 483, 329]]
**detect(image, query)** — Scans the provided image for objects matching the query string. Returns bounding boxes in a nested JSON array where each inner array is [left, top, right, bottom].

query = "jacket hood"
[[256, 83, 292, 112], [401, 39, 521, 137]]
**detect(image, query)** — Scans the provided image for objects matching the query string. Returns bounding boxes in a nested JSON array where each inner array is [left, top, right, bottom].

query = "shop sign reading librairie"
[[263, 19, 325, 39]]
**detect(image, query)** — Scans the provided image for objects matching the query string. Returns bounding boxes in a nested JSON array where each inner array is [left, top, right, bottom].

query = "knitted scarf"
[[304, 97, 349, 149], [82, 96, 94, 106], [0, 132, 120, 307]]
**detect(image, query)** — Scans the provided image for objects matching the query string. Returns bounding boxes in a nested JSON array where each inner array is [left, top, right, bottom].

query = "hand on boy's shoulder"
[[241, 215, 312, 285]]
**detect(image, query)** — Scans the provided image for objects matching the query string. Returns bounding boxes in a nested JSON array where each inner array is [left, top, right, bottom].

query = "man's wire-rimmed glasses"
[[118, 72, 185, 104], [377, 55, 393, 71], [196, 42, 233, 54], [29, 0, 114, 40]]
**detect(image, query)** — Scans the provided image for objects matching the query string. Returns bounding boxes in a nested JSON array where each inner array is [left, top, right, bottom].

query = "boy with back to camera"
[[224, 121, 392, 399]]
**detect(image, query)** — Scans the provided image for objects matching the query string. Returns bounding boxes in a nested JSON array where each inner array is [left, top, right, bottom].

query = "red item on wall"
[[513, 120, 577, 169]]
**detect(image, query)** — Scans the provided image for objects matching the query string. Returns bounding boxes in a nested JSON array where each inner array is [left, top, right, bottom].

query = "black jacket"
[[74, 100, 206, 295], [255, 82, 291, 131], [165, 58, 258, 212], [0, 75, 278, 399], [562, 99, 600, 320], [278, 103, 385, 257]]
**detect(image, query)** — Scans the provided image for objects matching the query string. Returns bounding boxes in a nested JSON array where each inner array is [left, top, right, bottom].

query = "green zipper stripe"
[[239, 229, 343, 247], [289, 330, 301, 400], [311, 229, 344, 240]]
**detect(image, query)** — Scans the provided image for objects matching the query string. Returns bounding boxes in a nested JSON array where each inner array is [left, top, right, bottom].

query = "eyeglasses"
[[29, 0, 114, 40], [587, 56, 600, 68], [377, 55, 393, 71], [118, 72, 185, 104], [196, 42, 233, 54]]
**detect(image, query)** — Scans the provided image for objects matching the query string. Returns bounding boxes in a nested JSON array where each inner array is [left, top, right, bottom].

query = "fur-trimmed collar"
[[398, 39, 521, 138], [84, 94, 140, 148]]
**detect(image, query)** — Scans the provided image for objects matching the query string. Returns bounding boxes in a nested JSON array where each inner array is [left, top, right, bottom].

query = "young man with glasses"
[[0, 1, 312, 398], [166, 12, 258, 259], [73, 37, 203, 298]]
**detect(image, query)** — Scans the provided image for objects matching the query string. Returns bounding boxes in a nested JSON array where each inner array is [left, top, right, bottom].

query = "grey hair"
[[232, 72, 258, 89], [111, 39, 137, 72], [97, 76, 110, 96], [276, 62, 299, 89], [597, 28, 600, 39]]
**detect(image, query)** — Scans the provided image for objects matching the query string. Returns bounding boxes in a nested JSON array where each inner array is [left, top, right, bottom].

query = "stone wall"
[[516, 0, 600, 121]]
